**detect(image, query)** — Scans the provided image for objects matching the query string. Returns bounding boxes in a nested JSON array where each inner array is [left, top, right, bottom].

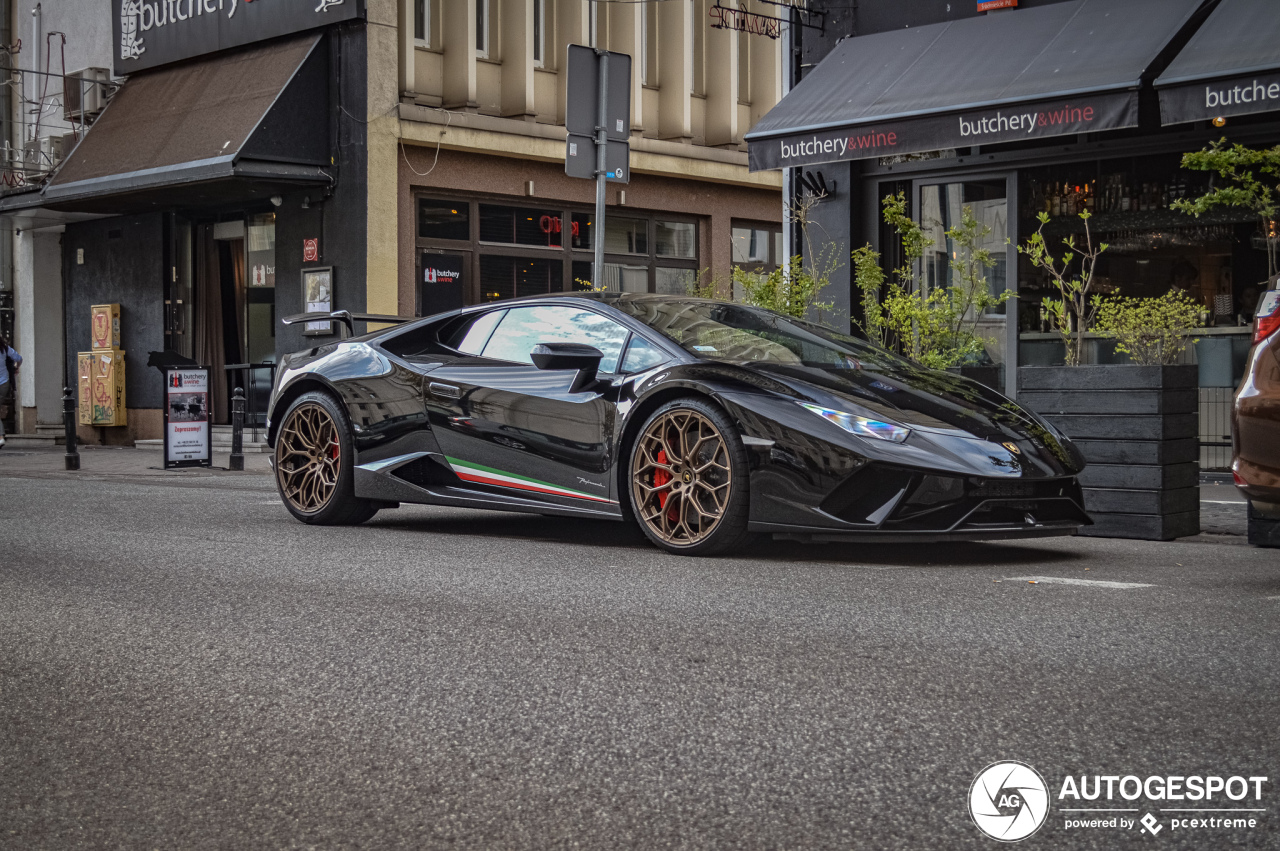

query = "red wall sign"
[[303, 238, 319, 263], [977, 0, 1017, 10]]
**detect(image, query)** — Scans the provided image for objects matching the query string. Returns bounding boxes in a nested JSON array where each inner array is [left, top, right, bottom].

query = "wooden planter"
[[946, 365, 1003, 393], [1018, 364, 1199, 541]]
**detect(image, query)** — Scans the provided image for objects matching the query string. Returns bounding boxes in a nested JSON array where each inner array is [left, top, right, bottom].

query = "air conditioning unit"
[[22, 134, 64, 171], [63, 67, 111, 122]]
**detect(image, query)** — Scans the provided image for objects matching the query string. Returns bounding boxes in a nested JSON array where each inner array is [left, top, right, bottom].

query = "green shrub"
[[852, 193, 1011, 369], [1092, 291, 1201, 366]]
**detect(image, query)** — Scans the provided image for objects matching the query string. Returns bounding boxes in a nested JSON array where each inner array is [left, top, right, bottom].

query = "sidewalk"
[[0, 444, 272, 482]]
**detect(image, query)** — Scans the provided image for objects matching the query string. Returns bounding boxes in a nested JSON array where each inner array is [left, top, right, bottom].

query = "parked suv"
[[1233, 281, 1280, 547]]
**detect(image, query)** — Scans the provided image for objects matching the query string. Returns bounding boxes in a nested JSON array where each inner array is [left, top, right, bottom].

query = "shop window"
[[571, 213, 594, 250], [604, 217, 648, 255], [655, 221, 696, 259], [480, 204, 568, 247], [655, 267, 694, 295], [604, 262, 649, 292], [246, 213, 276, 287], [419, 198, 469, 241], [479, 255, 563, 302]]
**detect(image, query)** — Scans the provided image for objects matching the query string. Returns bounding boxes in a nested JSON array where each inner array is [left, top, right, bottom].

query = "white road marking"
[[1202, 499, 1248, 505], [1007, 576, 1154, 589], [1267, 596, 1280, 600]]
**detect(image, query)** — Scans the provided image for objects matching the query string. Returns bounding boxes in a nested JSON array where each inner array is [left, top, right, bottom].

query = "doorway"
[[912, 173, 1018, 397]]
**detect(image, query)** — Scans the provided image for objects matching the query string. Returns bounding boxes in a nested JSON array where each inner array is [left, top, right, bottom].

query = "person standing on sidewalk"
[[0, 333, 21, 448]]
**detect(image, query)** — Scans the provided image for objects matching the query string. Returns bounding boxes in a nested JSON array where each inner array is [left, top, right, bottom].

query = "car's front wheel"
[[629, 397, 752, 555], [274, 390, 380, 526]]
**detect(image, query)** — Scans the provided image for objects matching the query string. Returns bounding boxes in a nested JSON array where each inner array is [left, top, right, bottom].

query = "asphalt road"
[[2, 470, 1277, 850]]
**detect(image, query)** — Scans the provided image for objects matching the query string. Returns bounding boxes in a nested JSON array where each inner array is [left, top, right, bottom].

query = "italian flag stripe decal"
[[445, 456, 616, 504]]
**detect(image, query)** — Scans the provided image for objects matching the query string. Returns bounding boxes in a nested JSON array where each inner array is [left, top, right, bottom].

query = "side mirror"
[[531, 342, 603, 393]]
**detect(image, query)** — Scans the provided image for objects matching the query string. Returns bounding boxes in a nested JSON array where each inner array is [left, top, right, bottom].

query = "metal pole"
[[229, 386, 245, 472], [62, 385, 78, 471], [592, 6, 607, 289]]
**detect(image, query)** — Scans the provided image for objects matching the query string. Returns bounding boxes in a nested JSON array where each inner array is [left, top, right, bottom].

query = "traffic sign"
[[565, 134, 630, 183], [565, 45, 631, 141]]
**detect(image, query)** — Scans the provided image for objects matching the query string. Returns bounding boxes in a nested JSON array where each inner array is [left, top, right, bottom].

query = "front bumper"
[[750, 464, 1090, 541]]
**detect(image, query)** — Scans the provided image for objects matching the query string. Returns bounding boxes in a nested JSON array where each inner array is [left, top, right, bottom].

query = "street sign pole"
[[593, 47, 608, 289]]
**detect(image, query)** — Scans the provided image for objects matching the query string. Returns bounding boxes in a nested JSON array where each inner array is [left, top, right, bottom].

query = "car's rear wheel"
[[274, 390, 380, 526], [629, 397, 752, 555]]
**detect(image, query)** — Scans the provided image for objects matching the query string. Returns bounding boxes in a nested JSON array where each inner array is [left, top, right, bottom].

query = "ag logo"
[[969, 761, 1050, 842]]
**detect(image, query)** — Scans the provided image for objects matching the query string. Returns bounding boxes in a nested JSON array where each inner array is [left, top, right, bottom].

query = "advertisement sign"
[[421, 252, 466, 316], [302, 266, 334, 334], [113, 0, 364, 75], [748, 90, 1138, 171], [1159, 70, 1280, 126], [165, 367, 212, 468]]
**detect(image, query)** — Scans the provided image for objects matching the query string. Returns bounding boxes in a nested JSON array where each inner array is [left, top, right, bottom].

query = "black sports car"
[[266, 294, 1090, 554]]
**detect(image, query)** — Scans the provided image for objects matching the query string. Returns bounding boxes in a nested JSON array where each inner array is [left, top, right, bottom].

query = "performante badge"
[[1002, 441, 1021, 454]]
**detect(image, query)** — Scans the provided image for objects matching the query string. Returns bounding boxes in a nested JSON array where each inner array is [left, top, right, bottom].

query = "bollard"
[[63, 386, 80, 471], [229, 386, 245, 471]]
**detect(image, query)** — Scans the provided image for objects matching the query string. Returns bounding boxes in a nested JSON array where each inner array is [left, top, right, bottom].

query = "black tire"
[[628, 396, 752, 556], [274, 390, 380, 526]]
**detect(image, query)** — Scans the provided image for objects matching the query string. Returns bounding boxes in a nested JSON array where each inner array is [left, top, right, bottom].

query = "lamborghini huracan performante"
[[266, 295, 1090, 555]]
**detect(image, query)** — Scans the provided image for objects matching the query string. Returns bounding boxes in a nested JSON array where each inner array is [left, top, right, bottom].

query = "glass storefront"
[[416, 195, 699, 307]]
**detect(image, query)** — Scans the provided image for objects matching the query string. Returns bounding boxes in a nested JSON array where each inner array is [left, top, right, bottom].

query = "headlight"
[[797, 402, 911, 443]]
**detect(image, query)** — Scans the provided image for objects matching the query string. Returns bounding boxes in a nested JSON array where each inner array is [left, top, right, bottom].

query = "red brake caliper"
[[654, 449, 671, 509]]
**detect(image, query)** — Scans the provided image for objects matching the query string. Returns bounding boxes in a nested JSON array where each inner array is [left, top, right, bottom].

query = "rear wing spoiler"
[[281, 310, 415, 338]]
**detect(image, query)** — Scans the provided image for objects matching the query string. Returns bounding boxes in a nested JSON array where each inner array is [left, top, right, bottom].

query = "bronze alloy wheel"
[[631, 408, 733, 546], [276, 401, 342, 514]]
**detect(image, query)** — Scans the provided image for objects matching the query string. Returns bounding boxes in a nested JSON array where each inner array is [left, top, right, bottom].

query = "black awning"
[[746, 0, 1206, 171], [39, 32, 329, 211], [1155, 0, 1280, 125]]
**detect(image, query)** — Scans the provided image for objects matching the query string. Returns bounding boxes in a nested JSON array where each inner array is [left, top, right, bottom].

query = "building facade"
[[0, 0, 783, 444], [753, 0, 1277, 469]]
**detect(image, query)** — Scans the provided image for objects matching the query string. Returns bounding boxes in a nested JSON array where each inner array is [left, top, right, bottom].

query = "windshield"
[[612, 299, 913, 371]]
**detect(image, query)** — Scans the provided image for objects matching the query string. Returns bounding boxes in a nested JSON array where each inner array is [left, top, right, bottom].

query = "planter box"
[[1018, 364, 1199, 541], [947, 365, 1003, 393]]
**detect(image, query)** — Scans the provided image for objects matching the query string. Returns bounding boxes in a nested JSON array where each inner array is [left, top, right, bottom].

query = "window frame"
[[414, 193, 700, 307], [476, 0, 490, 59], [414, 0, 430, 47], [533, 0, 545, 67]]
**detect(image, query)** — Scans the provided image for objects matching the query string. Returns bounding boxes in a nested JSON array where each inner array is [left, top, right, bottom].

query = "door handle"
[[429, 381, 461, 399]]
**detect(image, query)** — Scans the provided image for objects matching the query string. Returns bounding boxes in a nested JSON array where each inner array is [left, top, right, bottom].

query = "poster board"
[[164, 367, 212, 468], [302, 266, 334, 335]]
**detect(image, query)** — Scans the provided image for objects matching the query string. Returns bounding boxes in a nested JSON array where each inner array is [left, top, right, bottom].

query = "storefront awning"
[[29, 32, 329, 213], [745, 0, 1206, 171], [1155, 0, 1280, 126]]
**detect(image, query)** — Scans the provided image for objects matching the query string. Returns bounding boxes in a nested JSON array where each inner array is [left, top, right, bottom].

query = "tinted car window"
[[449, 309, 507, 355], [614, 299, 913, 371], [482, 305, 629, 373], [620, 335, 668, 373]]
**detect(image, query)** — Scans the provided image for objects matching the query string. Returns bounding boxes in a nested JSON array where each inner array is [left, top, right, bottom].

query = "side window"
[[620, 335, 668, 373], [481, 305, 630, 373], [447, 309, 507, 355]]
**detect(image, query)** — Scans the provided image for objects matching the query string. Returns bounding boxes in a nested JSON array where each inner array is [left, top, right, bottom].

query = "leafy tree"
[[852, 193, 1012, 369], [1017, 211, 1108, 366], [1092, 290, 1201, 366], [1172, 139, 1280, 279]]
